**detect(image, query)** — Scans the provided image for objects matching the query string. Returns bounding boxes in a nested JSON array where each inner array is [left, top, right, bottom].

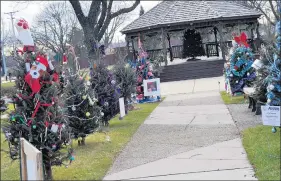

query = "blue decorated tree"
[[227, 32, 256, 94], [266, 20, 281, 106]]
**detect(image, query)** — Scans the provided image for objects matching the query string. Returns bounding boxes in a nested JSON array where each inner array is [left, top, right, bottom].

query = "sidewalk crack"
[[124, 167, 253, 180]]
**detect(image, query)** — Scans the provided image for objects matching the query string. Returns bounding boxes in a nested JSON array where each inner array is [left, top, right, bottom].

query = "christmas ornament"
[[111, 80, 116, 85], [100, 112, 104, 116], [32, 125, 36, 129], [86, 112, 90, 117], [268, 84, 275, 91], [51, 124, 59, 133], [82, 95, 87, 100], [247, 72, 250, 76], [86, 81, 91, 86], [272, 127, 277, 133], [71, 106, 76, 111], [104, 102, 109, 107], [52, 144, 57, 150]]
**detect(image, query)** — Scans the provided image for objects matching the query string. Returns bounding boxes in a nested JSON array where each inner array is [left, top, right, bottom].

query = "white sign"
[[119, 97, 126, 118], [143, 78, 161, 97], [261, 106, 281, 127], [20, 138, 44, 180]]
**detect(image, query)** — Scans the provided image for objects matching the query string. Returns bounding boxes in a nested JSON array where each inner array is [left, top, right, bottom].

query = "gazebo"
[[121, 1, 262, 65]]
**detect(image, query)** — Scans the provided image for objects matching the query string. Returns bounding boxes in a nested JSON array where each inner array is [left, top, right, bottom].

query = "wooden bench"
[[243, 87, 262, 115]]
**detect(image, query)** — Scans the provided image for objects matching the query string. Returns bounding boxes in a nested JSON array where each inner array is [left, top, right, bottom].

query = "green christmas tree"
[[90, 64, 120, 126], [113, 62, 137, 113], [62, 72, 103, 145], [2, 52, 73, 180], [182, 29, 205, 60]]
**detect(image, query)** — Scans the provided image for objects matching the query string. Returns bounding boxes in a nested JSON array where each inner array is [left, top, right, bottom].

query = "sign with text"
[[119, 97, 126, 118], [143, 78, 161, 97], [261, 106, 281, 127], [20, 138, 44, 180]]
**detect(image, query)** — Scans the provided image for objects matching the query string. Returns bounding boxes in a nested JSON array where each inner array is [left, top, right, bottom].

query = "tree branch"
[[69, 0, 86, 26], [88, 0, 102, 24], [97, 1, 107, 29], [110, 0, 140, 19], [268, 0, 279, 21]]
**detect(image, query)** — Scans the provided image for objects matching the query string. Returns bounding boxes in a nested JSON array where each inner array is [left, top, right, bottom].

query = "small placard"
[[261, 106, 281, 127], [51, 124, 59, 133], [119, 97, 126, 118], [143, 78, 161, 97]]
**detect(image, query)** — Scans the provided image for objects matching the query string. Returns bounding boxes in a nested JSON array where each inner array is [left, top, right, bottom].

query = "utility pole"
[[1, 19, 7, 77], [4, 11, 18, 57]]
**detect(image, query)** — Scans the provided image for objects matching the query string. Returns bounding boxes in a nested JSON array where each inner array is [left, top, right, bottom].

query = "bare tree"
[[102, 14, 127, 48], [68, 0, 140, 62], [241, 0, 279, 26], [31, 2, 79, 54]]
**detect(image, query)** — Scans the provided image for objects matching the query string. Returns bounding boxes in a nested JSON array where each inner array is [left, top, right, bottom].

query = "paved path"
[[160, 76, 225, 96], [104, 90, 256, 180]]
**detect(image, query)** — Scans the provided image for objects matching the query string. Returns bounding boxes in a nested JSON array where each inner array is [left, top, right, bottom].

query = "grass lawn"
[[1, 102, 160, 180], [220, 91, 246, 104], [3, 104, 14, 115], [1, 82, 15, 88], [242, 125, 281, 181]]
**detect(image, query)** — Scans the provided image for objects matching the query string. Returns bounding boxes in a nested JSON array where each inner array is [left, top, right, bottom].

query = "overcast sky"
[[1, 1, 161, 43]]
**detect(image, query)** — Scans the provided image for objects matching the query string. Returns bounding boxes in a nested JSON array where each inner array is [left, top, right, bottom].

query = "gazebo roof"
[[121, 1, 262, 34]]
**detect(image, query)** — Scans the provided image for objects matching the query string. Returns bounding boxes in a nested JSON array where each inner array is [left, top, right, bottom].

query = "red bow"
[[234, 32, 249, 48]]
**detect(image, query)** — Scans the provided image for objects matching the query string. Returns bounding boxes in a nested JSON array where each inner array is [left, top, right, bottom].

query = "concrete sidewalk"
[[103, 90, 256, 180], [160, 76, 225, 96]]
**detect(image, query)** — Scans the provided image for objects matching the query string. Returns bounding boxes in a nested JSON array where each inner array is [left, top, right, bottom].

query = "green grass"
[[220, 91, 245, 104], [242, 125, 281, 180], [3, 104, 14, 114], [1, 82, 15, 88], [1, 102, 160, 180]]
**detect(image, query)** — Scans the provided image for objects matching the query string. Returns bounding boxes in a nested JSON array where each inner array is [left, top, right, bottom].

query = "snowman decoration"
[[15, 18, 56, 95]]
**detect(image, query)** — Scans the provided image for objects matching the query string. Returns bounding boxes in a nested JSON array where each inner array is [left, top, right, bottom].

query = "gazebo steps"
[[159, 59, 224, 82]]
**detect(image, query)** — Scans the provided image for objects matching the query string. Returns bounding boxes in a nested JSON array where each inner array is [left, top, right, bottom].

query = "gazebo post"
[[167, 32, 173, 62], [213, 27, 219, 57], [131, 36, 136, 61], [217, 23, 226, 61], [125, 36, 130, 59], [255, 22, 261, 51], [161, 28, 168, 66]]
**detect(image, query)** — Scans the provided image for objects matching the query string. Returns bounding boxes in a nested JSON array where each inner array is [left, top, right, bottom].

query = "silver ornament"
[[72, 106, 76, 111]]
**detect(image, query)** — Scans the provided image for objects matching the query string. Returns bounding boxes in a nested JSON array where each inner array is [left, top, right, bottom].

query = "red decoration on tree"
[[234, 32, 249, 48], [63, 54, 67, 64], [17, 19, 30, 30], [24, 73, 41, 94]]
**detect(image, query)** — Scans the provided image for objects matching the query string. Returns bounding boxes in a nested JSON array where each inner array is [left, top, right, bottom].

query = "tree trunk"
[[81, 137, 86, 145], [43, 150, 53, 180]]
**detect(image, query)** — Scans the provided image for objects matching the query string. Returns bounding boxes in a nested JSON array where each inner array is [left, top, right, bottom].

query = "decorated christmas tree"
[[226, 32, 256, 95], [135, 55, 156, 103], [182, 29, 205, 60], [265, 20, 281, 106], [90, 64, 120, 126], [61, 44, 102, 145], [113, 62, 137, 112], [1, 18, 73, 180], [252, 46, 273, 103], [62, 72, 102, 145]]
